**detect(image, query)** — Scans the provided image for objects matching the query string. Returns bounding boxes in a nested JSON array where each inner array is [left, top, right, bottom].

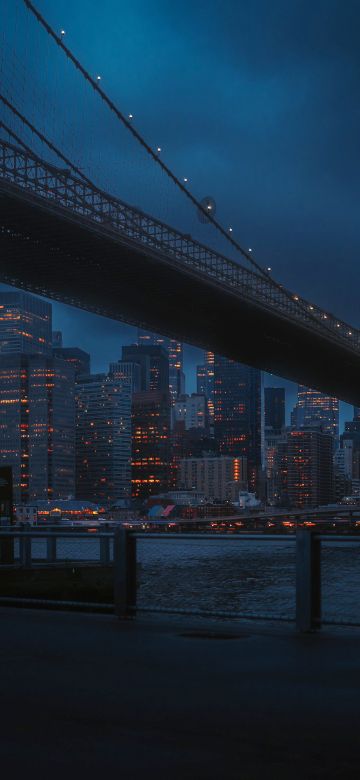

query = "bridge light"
[[348, 331, 353, 336], [96, 75, 101, 81], [323, 314, 327, 319], [293, 295, 299, 301], [128, 113, 133, 119], [229, 227, 233, 232], [60, 29, 66, 36], [266, 266, 272, 272], [248, 247, 252, 252], [157, 147, 161, 153], [183, 177, 188, 183], [309, 305, 314, 310]]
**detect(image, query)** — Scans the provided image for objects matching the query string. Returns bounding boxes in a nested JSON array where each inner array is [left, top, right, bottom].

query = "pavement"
[[0, 607, 359, 779]]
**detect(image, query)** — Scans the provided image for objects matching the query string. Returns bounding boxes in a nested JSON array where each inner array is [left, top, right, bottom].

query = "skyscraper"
[[76, 374, 132, 503], [291, 386, 339, 440], [287, 428, 333, 507], [122, 344, 169, 394], [0, 354, 75, 503], [53, 346, 90, 379], [196, 350, 214, 423], [131, 391, 171, 500], [0, 291, 51, 356], [214, 356, 262, 491], [137, 329, 184, 401], [264, 387, 285, 434], [109, 360, 141, 393]]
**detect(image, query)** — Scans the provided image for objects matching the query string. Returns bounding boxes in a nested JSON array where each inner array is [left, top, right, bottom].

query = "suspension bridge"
[[1, 0, 360, 403]]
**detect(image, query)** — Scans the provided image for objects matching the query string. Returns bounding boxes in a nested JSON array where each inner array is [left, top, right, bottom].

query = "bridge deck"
[[0, 607, 359, 778], [1, 138, 360, 402]]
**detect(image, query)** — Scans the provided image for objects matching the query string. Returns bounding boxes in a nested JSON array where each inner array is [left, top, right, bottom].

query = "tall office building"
[[137, 329, 184, 400], [197, 350, 214, 422], [291, 386, 339, 440], [131, 391, 171, 500], [172, 393, 209, 432], [265, 387, 285, 434], [0, 354, 75, 503], [53, 346, 90, 379], [76, 374, 132, 503], [214, 356, 262, 492], [109, 360, 141, 393], [0, 291, 51, 356], [287, 428, 333, 507], [265, 429, 288, 505], [122, 344, 169, 394]]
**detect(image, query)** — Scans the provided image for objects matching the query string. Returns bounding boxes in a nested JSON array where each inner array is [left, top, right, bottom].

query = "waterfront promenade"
[[0, 607, 359, 778]]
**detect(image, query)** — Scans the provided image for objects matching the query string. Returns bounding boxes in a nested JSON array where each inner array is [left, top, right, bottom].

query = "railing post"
[[296, 528, 321, 632], [113, 528, 137, 618], [19, 533, 32, 568], [0, 534, 14, 564], [46, 528, 57, 563], [100, 534, 110, 565]]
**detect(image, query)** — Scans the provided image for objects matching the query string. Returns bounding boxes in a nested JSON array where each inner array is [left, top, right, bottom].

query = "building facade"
[[214, 356, 262, 492], [137, 329, 184, 401], [131, 390, 171, 500], [76, 375, 132, 504], [122, 344, 169, 395], [287, 428, 333, 507], [291, 386, 339, 440], [0, 354, 75, 503], [0, 291, 51, 356], [264, 387, 285, 435], [178, 456, 247, 503], [196, 350, 214, 424]]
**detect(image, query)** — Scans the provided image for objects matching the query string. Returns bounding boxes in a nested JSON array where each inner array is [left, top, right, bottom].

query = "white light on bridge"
[[248, 247, 252, 252], [183, 177, 188, 183], [309, 305, 314, 310], [128, 114, 133, 119], [293, 295, 299, 301], [348, 331, 353, 336], [157, 147, 161, 153], [229, 227, 233, 232], [96, 75, 101, 81], [267, 266, 272, 272], [60, 29, 65, 36], [336, 323, 341, 327]]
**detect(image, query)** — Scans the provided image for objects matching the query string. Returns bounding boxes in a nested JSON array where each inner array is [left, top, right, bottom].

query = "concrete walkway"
[[0, 607, 359, 778]]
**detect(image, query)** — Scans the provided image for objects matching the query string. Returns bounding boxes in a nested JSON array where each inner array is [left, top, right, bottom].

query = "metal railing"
[[1, 138, 360, 354], [1, 526, 360, 632]]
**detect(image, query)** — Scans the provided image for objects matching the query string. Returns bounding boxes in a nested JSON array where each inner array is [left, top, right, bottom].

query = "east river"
[[20, 535, 360, 624]]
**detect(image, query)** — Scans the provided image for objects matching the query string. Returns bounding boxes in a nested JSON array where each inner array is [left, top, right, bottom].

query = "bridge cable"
[[13, 2, 352, 342], [0, 97, 202, 257]]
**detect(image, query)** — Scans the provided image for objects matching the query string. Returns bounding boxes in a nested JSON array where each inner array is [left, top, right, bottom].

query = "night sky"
[[3, 0, 360, 429]]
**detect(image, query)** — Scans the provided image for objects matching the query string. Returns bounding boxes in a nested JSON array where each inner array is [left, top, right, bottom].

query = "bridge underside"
[[1, 182, 360, 405]]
